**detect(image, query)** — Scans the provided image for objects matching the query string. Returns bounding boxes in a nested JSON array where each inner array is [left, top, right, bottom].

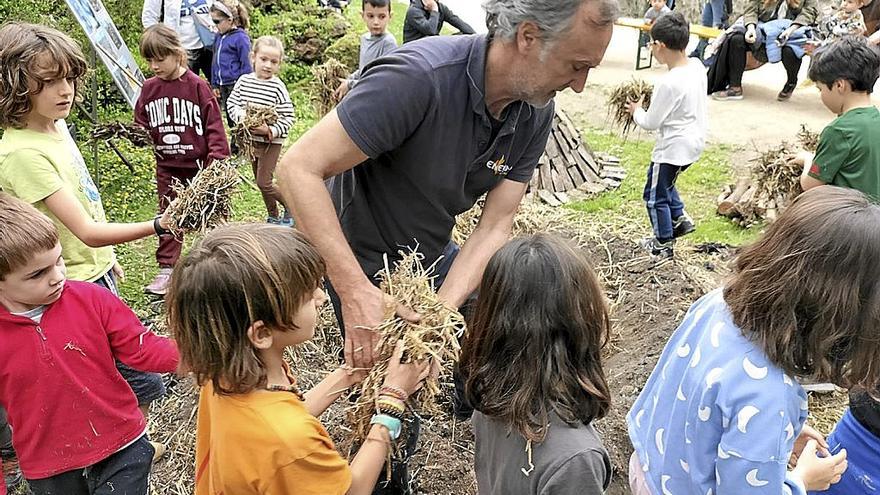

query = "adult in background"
[[708, 0, 818, 101], [142, 0, 215, 80], [689, 0, 733, 62], [278, 0, 618, 487], [403, 0, 476, 43]]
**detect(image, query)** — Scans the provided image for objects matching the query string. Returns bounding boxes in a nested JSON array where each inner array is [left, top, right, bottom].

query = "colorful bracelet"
[[379, 385, 408, 401], [377, 399, 405, 418], [376, 394, 405, 408]]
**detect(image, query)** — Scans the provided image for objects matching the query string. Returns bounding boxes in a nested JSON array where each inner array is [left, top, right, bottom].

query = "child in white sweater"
[[626, 11, 708, 258]]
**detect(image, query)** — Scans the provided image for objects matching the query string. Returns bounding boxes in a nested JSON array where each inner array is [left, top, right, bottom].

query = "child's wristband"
[[153, 216, 170, 236], [379, 385, 408, 401], [370, 414, 402, 440]]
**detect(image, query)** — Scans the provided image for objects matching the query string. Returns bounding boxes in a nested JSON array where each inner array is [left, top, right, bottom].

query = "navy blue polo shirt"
[[335, 34, 554, 281]]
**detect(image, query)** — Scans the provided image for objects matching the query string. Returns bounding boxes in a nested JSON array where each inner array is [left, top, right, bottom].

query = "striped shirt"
[[227, 73, 295, 144]]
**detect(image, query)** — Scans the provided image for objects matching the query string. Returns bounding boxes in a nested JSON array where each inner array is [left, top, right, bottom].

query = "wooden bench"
[[615, 17, 723, 70]]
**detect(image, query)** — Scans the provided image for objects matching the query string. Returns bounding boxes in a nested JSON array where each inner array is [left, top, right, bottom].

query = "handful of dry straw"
[[346, 249, 464, 451], [607, 78, 653, 137], [797, 124, 819, 152], [311, 57, 349, 116], [232, 103, 279, 161], [164, 157, 241, 235]]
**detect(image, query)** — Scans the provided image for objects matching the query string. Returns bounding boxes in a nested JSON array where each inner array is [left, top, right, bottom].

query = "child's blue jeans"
[[643, 162, 690, 241]]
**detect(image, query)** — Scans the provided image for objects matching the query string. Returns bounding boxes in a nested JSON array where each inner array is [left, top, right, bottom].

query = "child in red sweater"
[[135, 24, 230, 296], [0, 193, 179, 495]]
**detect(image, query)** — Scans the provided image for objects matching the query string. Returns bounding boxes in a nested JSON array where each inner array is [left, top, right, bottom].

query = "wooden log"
[[576, 148, 602, 179], [538, 188, 562, 206], [732, 185, 757, 218], [716, 184, 733, 205], [578, 181, 607, 194], [559, 161, 575, 190], [566, 164, 585, 188], [718, 178, 751, 215]]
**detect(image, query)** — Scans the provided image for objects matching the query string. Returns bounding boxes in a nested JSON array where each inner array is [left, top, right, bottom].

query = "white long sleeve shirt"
[[633, 58, 708, 166]]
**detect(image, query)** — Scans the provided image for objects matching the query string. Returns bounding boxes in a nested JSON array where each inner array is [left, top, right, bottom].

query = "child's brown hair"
[[0, 22, 88, 130], [724, 185, 880, 391], [211, 0, 251, 30], [166, 223, 325, 395], [460, 234, 611, 442], [0, 193, 59, 279], [139, 24, 188, 66]]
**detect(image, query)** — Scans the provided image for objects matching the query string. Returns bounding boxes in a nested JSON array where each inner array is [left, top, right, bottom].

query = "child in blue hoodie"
[[209, 0, 252, 130]]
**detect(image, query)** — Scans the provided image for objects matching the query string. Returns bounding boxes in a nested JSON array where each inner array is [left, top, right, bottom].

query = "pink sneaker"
[[144, 267, 173, 296]]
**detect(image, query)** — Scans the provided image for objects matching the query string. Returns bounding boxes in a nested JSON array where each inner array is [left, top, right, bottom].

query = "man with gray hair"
[[278, 1, 617, 490], [279, 0, 619, 368]]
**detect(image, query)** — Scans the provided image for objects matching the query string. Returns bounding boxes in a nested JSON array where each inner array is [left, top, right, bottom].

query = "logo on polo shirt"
[[486, 155, 511, 176]]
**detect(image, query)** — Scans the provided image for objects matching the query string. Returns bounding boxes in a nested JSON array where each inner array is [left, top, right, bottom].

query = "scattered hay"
[[90, 122, 152, 147], [164, 157, 241, 235], [231, 103, 279, 161], [797, 124, 819, 152], [453, 195, 577, 246], [807, 391, 848, 437], [345, 250, 464, 452], [311, 57, 349, 116], [607, 78, 653, 137]]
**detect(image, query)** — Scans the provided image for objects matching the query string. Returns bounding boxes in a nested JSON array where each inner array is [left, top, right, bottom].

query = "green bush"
[[325, 31, 360, 73], [251, 7, 350, 65]]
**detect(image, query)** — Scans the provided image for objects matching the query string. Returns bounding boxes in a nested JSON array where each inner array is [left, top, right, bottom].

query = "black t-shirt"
[[335, 35, 554, 281]]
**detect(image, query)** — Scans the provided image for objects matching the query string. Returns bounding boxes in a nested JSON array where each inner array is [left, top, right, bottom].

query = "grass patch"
[[567, 128, 764, 247]]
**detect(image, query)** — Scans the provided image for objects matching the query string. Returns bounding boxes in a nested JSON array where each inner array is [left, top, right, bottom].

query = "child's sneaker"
[[639, 237, 674, 258], [266, 216, 281, 225], [711, 87, 743, 100], [672, 213, 696, 238], [149, 441, 166, 464], [144, 267, 173, 296]]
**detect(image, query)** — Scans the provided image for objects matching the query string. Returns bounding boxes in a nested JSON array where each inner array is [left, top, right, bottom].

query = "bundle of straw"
[[346, 250, 464, 450], [164, 157, 241, 235], [606, 78, 653, 136], [797, 124, 819, 152], [90, 122, 152, 147], [751, 142, 802, 201], [231, 103, 279, 161], [311, 57, 349, 116]]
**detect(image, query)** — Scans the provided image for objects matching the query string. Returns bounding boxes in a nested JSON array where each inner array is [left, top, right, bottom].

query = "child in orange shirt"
[[166, 223, 431, 495]]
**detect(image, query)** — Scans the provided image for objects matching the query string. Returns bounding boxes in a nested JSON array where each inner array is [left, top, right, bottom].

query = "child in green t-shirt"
[[800, 36, 880, 198], [0, 22, 174, 465]]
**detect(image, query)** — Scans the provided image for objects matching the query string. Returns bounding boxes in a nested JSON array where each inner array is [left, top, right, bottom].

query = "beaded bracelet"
[[377, 395, 405, 410], [377, 398, 405, 418], [379, 385, 408, 401]]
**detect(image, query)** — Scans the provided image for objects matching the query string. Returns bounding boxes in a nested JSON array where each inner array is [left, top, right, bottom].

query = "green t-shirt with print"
[[0, 123, 114, 282], [809, 106, 880, 200]]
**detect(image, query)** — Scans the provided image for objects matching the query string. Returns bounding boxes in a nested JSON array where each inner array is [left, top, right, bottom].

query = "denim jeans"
[[643, 162, 690, 241]]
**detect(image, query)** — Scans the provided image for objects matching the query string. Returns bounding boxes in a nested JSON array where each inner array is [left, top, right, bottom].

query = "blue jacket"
[[211, 28, 251, 87]]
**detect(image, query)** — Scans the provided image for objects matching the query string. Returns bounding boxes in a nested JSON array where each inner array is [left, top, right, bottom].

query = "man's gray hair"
[[483, 0, 620, 42]]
